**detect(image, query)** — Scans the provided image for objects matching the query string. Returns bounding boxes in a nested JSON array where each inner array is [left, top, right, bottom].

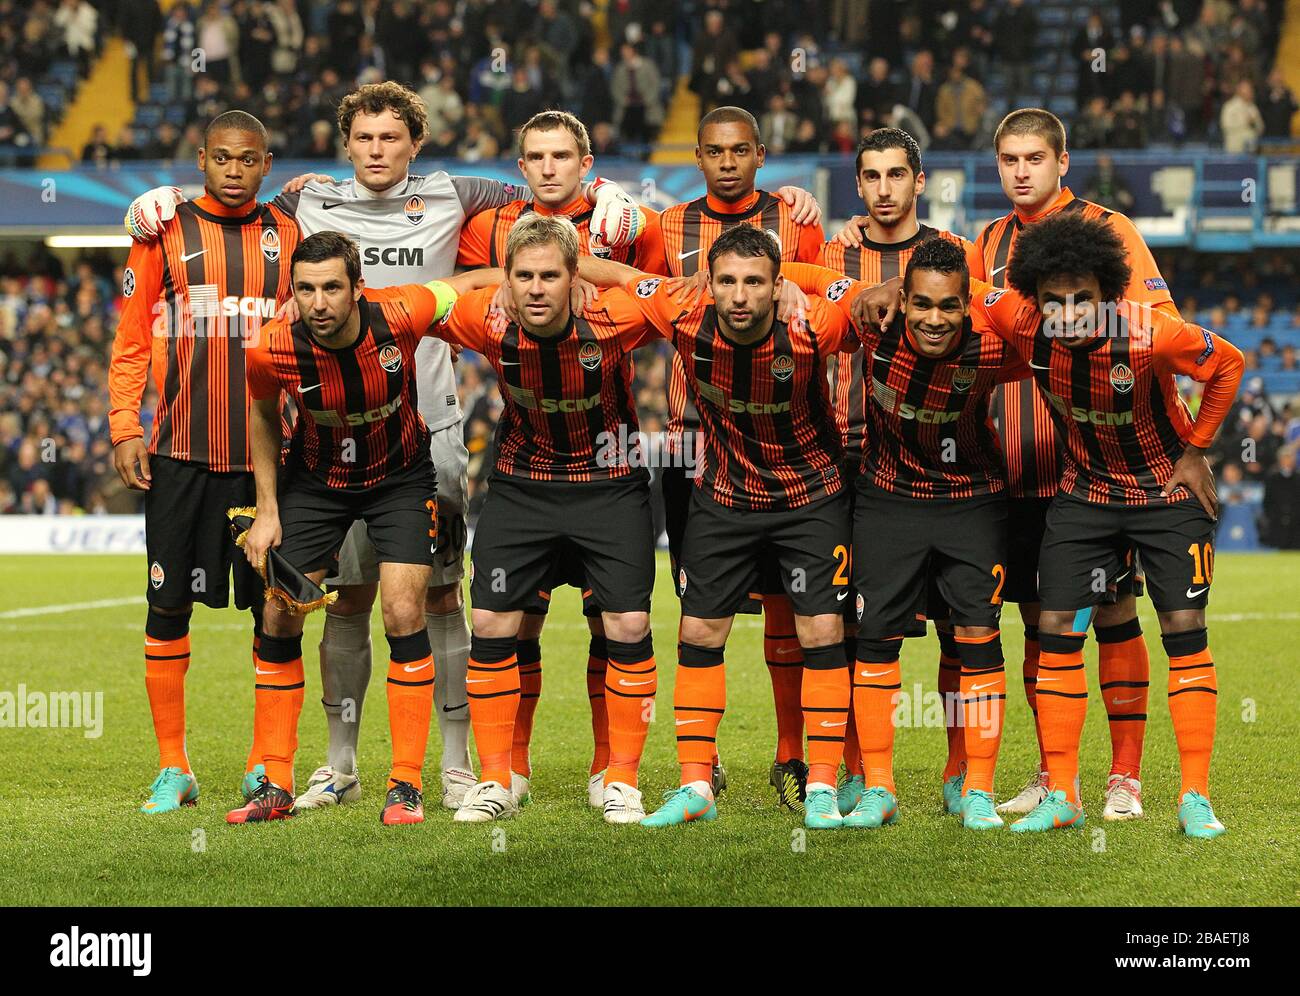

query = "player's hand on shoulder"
[[833, 214, 870, 248], [664, 269, 709, 308], [491, 278, 519, 324], [571, 276, 599, 316], [1163, 445, 1219, 520], [776, 185, 822, 227], [275, 297, 300, 326], [125, 185, 184, 243], [776, 278, 809, 323], [282, 173, 334, 194], [112, 438, 151, 490], [243, 511, 282, 570], [852, 276, 902, 333]]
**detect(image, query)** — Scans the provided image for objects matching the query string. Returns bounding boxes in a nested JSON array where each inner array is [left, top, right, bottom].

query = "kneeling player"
[[976, 213, 1243, 837], [581, 227, 857, 830], [432, 214, 660, 825], [235, 232, 480, 825], [785, 240, 1029, 830]]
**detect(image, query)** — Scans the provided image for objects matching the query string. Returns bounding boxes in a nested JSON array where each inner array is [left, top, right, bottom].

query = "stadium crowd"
[[0, 0, 1294, 166], [1, 242, 1298, 546]]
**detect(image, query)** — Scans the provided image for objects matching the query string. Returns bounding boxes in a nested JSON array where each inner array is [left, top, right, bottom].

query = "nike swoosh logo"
[[1029, 362, 1053, 371], [871, 352, 891, 363], [685, 802, 712, 819], [403, 661, 432, 673], [819, 720, 847, 728], [837, 590, 848, 601], [970, 681, 999, 691], [1186, 587, 1209, 598], [618, 679, 654, 687], [859, 670, 891, 678], [254, 666, 276, 675], [297, 383, 322, 393], [145, 639, 169, 647], [677, 249, 701, 260], [1112, 695, 1142, 705], [498, 359, 521, 366], [991, 264, 1006, 276], [690, 353, 713, 362], [465, 678, 493, 684], [1036, 676, 1060, 682], [322, 200, 347, 210], [774, 646, 799, 656], [1178, 674, 1210, 685], [442, 703, 467, 712], [675, 718, 704, 726], [180, 249, 206, 263]]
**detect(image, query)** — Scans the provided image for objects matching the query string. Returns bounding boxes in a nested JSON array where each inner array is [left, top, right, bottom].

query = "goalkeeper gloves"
[[588, 177, 646, 249], [125, 185, 185, 242]]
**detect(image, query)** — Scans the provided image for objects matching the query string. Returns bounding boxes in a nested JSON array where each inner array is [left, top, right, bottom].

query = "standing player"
[[976, 213, 1242, 837], [455, 110, 666, 807], [233, 232, 487, 824], [110, 110, 300, 814], [124, 82, 648, 811], [657, 106, 827, 810], [818, 127, 982, 817], [582, 227, 855, 830], [430, 215, 661, 825], [784, 240, 1030, 831]]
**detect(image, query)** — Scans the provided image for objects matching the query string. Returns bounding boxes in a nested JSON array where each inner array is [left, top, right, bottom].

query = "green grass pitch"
[[1, 551, 1296, 906]]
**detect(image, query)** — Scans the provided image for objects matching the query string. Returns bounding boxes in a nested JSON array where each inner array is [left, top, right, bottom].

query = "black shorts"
[[522, 544, 601, 617], [144, 456, 261, 610], [679, 489, 850, 618], [852, 482, 1006, 639], [1002, 494, 1144, 604], [1037, 494, 1214, 615], [277, 458, 438, 575], [471, 474, 654, 614]]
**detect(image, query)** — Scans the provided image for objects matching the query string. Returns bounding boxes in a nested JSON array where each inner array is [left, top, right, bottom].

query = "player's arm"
[[456, 207, 496, 268], [243, 394, 284, 569], [593, 286, 659, 351], [425, 285, 495, 352], [795, 218, 828, 262], [1153, 317, 1246, 516], [109, 241, 165, 489], [805, 296, 857, 355], [443, 268, 505, 296], [631, 207, 669, 275], [1110, 213, 1180, 318], [619, 275, 694, 341], [577, 255, 646, 288]]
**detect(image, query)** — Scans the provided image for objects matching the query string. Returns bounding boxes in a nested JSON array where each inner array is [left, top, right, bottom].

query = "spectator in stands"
[[160, 2, 196, 103], [787, 116, 822, 153], [9, 78, 44, 150], [935, 55, 985, 148], [1106, 38, 1154, 104], [79, 124, 111, 168], [173, 122, 202, 161], [992, 0, 1036, 99], [745, 46, 781, 114], [761, 93, 799, 154], [52, 0, 97, 79], [1260, 70, 1297, 140], [1216, 42, 1259, 101], [822, 58, 857, 130], [1074, 10, 1114, 107], [1083, 153, 1136, 213], [121, 0, 162, 103], [196, 1, 239, 85], [590, 120, 620, 158], [858, 56, 898, 129], [235, 0, 275, 91], [112, 125, 140, 161], [457, 113, 499, 163], [1261, 445, 1300, 548], [713, 58, 757, 116], [900, 49, 937, 130], [326, 0, 364, 79], [690, 9, 740, 109], [612, 42, 663, 150], [1073, 94, 1113, 149], [1282, 345, 1298, 373], [0, 81, 33, 164], [1109, 91, 1149, 148], [1221, 79, 1265, 152]]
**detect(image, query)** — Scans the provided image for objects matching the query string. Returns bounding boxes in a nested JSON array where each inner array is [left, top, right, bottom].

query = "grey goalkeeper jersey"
[[274, 172, 522, 432]]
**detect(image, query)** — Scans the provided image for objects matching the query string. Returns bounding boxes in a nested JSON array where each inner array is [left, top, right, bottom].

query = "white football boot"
[[453, 780, 519, 822], [602, 782, 645, 824], [996, 769, 1049, 815], [441, 767, 476, 810], [587, 770, 605, 808], [292, 765, 361, 810], [1102, 774, 1144, 821]]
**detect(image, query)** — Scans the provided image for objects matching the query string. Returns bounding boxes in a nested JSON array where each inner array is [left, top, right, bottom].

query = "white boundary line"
[[0, 596, 147, 619]]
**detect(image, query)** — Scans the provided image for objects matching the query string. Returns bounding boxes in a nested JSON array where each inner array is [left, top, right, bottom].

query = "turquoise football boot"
[[837, 773, 865, 816], [959, 789, 1004, 830], [842, 786, 899, 828], [942, 766, 966, 815], [1178, 791, 1226, 839], [240, 763, 266, 802], [1009, 789, 1084, 833], [804, 787, 843, 829], [140, 767, 199, 814], [641, 786, 718, 827]]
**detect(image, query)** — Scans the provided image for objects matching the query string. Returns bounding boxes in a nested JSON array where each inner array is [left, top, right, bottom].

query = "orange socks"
[[1163, 629, 1218, 798], [937, 631, 966, 779], [605, 635, 657, 787], [144, 609, 192, 772], [254, 632, 306, 793], [763, 595, 805, 764], [386, 630, 435, 791], [675, 643, 726, 787], [955, 630, 1006, 797], [1096, 618, 1149, 779], [467, 635, 520, 788], [1022, 624, 1048, 771], [801, 642, 850, 786], [852, 639, 902, 792], [512, 638, 542, 778], [587, 635, 610, 776], [246, 611, 265, 773], [843, 635, 862, 776], [1036, 631, 1088, 803]]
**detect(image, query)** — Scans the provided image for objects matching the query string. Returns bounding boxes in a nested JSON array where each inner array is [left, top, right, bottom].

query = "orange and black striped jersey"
[[659, 190, 825, 439], [434, 285, 652, 484], [628, 274, 849, 512], [457, 194, 666, 272], [246, 284, 447, 491], [787, 262, 1029, 499], [109, 194, 300, 472], [973, 187, 1179, 498], [977, 282, 1243, 505], [817, 225, 981, 464]]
